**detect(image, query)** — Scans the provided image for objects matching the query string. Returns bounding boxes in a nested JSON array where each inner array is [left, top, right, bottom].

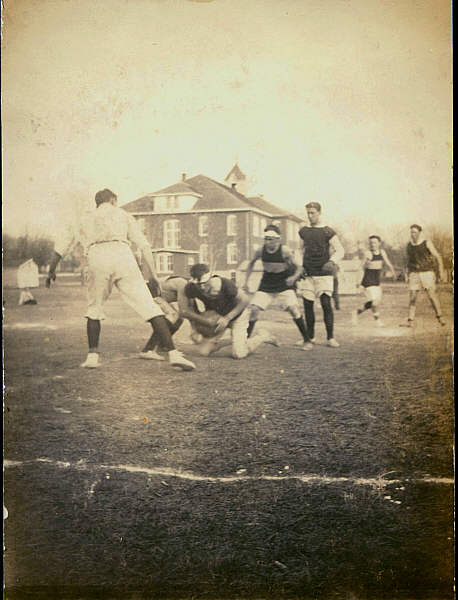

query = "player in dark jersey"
[[352, 235, 396, 327], [243, 224, 310, 349], [182, 263, 276, 359], [296, 202, 344, 347], [401, 224, 446, 327]]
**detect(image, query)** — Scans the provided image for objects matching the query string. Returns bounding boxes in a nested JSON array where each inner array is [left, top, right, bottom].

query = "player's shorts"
[[408, 271, 436, 291], [296, 276, 334, 300], [85, 242, 164, 321], [364, 285, 382, 303], [250, 289, 299, 311]]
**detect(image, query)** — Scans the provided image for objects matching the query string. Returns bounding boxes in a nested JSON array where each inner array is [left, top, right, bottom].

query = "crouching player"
[[352, 235, 396, 327], [181, 263, 277, 359], [243, 224, 310, 349]]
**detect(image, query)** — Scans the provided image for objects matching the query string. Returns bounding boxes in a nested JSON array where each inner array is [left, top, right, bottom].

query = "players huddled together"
[[46, 190, 448, 371]]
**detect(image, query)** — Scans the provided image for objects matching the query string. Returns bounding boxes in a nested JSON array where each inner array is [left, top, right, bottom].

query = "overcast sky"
[[2, 0, 452, 243]]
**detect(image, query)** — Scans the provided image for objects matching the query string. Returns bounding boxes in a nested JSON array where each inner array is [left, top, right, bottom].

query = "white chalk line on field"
[[3, 458, 453, 488]]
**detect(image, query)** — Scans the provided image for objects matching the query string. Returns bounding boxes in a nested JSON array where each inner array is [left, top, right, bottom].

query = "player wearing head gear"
[[182, 263, 277, 359], [46, 188, 195, 370], [243, 224, 310, 349], [296, 202, 344, 347], [352, 235, 396, 327], [400, 224, 446, 327]]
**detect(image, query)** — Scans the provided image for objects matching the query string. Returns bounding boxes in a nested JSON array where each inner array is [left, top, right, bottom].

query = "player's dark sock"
[[293, 317, 309, 342], [142, 332, 158, 353], [247, 320, 257, 338], [332, 276, 340, 310], [357, 301, 372, 315], [154, 318, 185, 352], [320, 294, 334, 340], [303, 299, 315, 339], [149, 316, 174, 352], [87, 318, 101, 351]]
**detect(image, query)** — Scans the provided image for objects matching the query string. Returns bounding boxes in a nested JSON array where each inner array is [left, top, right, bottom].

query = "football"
[[193, 310, 220, 338]]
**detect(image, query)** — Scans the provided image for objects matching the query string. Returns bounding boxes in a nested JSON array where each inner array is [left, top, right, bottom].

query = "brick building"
[[123, 165, 303, 280]]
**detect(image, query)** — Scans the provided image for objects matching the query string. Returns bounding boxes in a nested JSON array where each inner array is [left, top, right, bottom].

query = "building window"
[[156, 253, 173, 273], [227, 214, 237, 236], [166, 196, 179, 211], [253, 215, 260, 237], [227, 242, 238, 265], [164, 220, 180, 248], [200, 244, 209, 264], [199, 215, 209, 236]]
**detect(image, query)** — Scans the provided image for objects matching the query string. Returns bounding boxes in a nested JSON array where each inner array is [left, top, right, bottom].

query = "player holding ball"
[[181, 264, 277, 359]]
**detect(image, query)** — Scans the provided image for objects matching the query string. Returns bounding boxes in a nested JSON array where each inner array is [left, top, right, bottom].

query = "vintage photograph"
[[2, 1, 453, 598]]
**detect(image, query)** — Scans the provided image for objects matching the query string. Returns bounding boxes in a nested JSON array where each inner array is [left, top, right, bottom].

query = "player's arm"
[[282, 246, 303, 286], [329, 234, 345, 265], [126, 214, 162, 292], [46, 228, 77, 287], [214, 290, 249, 333], [243, 249, 262, 289], [426, 240, 445, 281], [381, 249, 396, 279], [179, 287, 216, 326]]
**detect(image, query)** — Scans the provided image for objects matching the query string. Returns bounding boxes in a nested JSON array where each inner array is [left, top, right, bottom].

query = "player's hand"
[[242, 284, 250, 293], [45, 272, 56, 288], [147, 278, 162, 297], [286, 275, 297, 287], [214, 315, 229, 333], [322, 261, 338, 276]]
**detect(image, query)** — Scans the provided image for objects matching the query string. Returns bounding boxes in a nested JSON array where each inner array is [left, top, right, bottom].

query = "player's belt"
[[88, 239, 129, 248]]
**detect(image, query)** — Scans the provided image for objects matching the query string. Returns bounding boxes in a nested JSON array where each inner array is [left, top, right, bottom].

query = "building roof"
[[123, 173, 302, 221], [224, 163, 246, 181]]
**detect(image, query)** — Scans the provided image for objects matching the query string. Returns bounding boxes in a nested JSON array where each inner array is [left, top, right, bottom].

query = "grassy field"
[[3, 280, 454, 599]]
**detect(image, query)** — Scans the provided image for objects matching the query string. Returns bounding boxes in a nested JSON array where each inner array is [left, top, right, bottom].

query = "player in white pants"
[[46, 188, 195, 370]]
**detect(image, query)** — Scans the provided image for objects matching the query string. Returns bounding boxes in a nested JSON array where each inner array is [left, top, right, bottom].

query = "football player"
[[296, 202, 344, 347], [182, 263, 277, 359]]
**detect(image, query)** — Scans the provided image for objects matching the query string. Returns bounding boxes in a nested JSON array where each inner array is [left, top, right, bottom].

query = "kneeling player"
[[182, 264, 277, 359], [352, 235, 396, 327]]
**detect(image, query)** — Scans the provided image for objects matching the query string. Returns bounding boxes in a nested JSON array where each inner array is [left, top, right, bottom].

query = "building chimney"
[[181, 173, 186, 182]]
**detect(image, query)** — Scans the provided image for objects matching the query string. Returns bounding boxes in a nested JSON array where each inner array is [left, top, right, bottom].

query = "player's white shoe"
[[258, 329, 280, 347], [139, 350, 165, 361], [300, 341, 314, 351], [80, 352, 100, 368], [327, 338, 340, 348], [437, 317, 446, 327], [351, 310, 358, 326], [169, 350, 196, 371], [295, 337, 315, 347]]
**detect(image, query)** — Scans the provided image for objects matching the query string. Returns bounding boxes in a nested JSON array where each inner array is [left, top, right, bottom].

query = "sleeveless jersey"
[[185, 277, 238, 317], [407, 241, 435, 272], [361, 252, 383, 288], [259, 244, 290, 293], [299, 226, 336, 276]]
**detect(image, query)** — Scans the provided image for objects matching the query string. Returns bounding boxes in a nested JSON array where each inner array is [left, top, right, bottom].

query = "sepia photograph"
[[2, 0, 453, 598]]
